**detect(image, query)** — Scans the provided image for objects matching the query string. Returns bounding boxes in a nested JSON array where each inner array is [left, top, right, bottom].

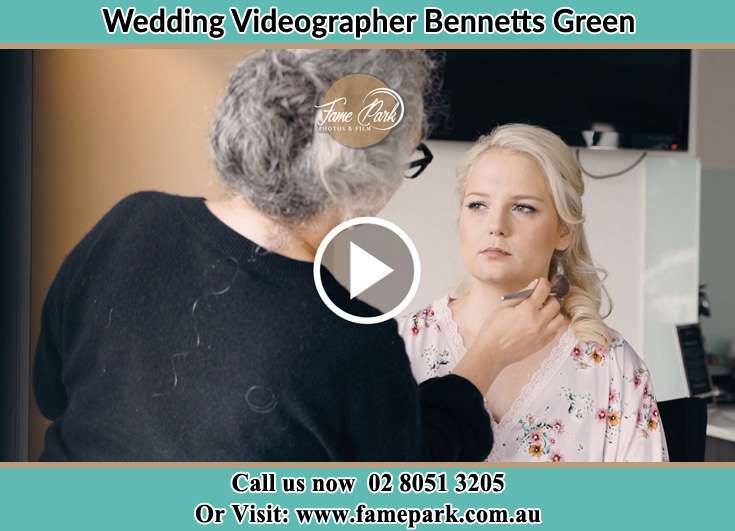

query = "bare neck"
[[450, 278, 570, 352], [450, 282, 503, 347], [450, 279, 534, 347]]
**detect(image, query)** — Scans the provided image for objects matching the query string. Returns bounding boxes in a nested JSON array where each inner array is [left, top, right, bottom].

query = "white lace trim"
[[495, 326, 576, 425], [432, 295, 577, 461]]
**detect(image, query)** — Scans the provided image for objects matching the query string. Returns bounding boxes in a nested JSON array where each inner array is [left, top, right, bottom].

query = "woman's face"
[[458, 148, 570, 291]]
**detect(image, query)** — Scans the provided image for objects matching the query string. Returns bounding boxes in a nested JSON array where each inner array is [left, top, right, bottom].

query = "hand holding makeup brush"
[[453, 277, 567, 396], [501, 274, 570, 302]]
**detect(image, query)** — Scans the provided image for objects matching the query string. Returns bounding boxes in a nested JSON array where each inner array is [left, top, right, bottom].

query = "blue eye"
[[512, 203, 536, 214], [466, 201, 486, 210]]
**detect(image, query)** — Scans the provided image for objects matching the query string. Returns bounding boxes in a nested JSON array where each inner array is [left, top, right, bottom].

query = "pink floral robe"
[[398, 296, 669, 462]]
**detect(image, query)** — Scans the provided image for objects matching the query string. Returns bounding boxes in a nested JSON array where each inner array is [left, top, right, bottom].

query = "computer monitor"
[[676, 324, 714, 397]]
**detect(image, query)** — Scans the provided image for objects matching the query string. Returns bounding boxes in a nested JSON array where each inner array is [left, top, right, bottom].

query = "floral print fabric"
[[398, 296, 669, 462]]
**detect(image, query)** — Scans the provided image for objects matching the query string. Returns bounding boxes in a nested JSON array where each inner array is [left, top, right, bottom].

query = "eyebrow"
[[464, 192, 545, 202]]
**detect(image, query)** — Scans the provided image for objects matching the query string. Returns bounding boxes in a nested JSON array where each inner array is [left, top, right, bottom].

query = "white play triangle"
[[349, 241, 394, 299]]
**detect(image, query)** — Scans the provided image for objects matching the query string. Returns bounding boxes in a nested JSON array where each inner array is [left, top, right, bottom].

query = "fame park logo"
[[315, 74, 405, 148]]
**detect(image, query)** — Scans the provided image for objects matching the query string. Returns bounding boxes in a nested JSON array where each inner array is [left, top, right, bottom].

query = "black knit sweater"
[[33, 191, 492, 461]]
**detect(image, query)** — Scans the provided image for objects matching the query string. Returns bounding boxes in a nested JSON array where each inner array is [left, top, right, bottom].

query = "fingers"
[[547, 312, 567, 335], [539, 295, 561, 323], [533, 312, 567, 349], [499, 278, 541, 308], [524, 277, 551, 310]]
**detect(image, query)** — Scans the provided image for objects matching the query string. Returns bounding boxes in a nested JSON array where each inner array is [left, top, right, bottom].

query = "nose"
[[487, 208, 509, 237]]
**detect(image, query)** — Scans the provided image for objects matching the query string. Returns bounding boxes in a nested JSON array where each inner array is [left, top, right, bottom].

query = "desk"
[[707, 404, 735, 442], [706, 404, 735, 460]]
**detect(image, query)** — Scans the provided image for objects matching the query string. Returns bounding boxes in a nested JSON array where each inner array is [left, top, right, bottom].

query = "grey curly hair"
[[210, 50, 437, 224]]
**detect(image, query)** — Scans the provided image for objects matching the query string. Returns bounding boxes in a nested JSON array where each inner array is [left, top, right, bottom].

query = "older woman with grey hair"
[[33, 50, 563, 461]]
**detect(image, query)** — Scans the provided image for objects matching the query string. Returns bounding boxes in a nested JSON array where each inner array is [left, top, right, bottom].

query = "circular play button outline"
[[313, 216, 421, 324]]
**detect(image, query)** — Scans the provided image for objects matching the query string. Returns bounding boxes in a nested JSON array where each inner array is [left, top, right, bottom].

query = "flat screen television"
[[430, 50, 691, 152]]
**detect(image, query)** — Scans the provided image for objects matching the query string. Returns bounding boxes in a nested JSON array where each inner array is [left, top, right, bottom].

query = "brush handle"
[[500, 285, 565, 302], [500, 287, 535, 301]]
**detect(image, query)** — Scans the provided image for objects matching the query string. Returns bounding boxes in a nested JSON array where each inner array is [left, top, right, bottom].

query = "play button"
[[349, 242, 394, 299], [314, 217, 421, 324]]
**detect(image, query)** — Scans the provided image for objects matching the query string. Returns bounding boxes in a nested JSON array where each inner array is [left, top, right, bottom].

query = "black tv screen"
[[430, 50, 691, 152]]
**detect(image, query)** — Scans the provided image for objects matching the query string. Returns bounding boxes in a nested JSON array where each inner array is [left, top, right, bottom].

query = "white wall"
[[576, 150, 646, 352], [644, 155, 700, 401]]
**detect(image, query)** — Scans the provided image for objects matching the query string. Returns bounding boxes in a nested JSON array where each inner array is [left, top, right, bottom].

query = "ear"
[[555, 222, 572, 252]]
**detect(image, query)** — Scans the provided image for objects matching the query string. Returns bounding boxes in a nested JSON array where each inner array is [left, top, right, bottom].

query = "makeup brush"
[[501, 274, 570, 302]]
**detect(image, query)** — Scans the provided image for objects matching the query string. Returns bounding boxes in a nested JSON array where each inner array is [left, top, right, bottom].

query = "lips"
[[481, 246, 511, 256]]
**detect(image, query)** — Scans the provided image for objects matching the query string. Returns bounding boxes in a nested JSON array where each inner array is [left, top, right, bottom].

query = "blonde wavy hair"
[[456, 124, 613, 347]]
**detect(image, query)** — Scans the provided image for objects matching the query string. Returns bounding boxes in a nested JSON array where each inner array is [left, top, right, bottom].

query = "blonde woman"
[[399, 124, 668, 462]]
